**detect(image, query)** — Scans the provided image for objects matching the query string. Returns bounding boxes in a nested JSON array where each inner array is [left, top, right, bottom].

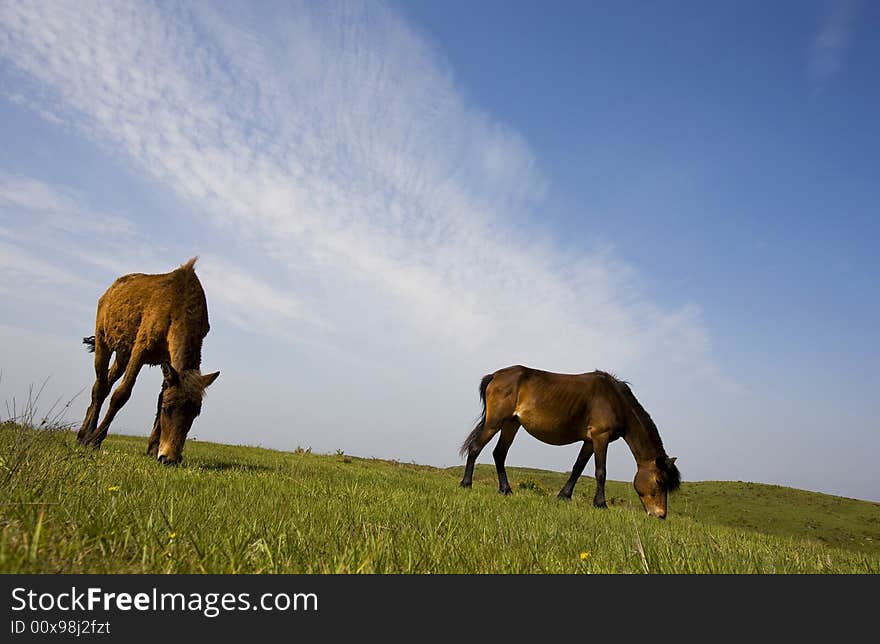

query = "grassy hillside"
[[1, 422, 878, 573]]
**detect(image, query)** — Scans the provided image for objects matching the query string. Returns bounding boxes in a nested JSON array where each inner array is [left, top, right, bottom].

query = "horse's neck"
[[622, 408, 663, 463], [167, 276, 206, 371], [170, 343, 202, 372], [168, 326, 203, 372]]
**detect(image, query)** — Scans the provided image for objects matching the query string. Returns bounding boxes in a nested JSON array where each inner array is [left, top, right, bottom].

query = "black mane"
[[611, 374, 682, 492], [658, 456, 682, 492]]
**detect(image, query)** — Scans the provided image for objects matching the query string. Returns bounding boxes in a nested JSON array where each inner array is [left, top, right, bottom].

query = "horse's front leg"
[[558, 440, 594, 500], [592, 436, 610, 508], [146, 383, 165, 457]]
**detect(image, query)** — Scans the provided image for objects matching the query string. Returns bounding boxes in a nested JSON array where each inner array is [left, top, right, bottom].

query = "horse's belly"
[[517, 414, 584, 446]]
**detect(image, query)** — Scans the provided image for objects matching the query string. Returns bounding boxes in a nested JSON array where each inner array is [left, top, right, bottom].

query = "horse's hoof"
[[593, 501, 608, 509], [557, 493, 572, 501], [459, 481, 472, 489], [499, 487, 513, 496]]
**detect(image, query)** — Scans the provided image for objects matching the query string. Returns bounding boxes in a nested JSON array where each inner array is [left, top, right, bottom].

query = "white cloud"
[[0, 1, 726, 479], [0, 170, 137, 238], [197, 257, 328, 340], [0, 0, 717, 378], [809, 0, 863, 91], [0, 171, 318, 343], [0, 238, 95, 290]]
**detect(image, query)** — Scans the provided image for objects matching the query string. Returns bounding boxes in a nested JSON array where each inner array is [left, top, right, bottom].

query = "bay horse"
[[76, 258, 220, 464], [459, 366, 680, 518]]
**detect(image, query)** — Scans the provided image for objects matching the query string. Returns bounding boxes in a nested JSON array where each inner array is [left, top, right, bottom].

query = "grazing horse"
[[76, 258, 220, 464], [459, 366, 680, 518]]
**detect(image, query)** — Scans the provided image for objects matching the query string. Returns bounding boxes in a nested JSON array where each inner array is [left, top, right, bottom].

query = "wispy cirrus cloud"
[[0, 0, 717, 383], [0, 171, 137, 238], [196, 258, 327, 340], [0, 171, 117, 294], [809, 0, 863, 92], [0, 171, 314, 343], [0, 0, 728, 477]]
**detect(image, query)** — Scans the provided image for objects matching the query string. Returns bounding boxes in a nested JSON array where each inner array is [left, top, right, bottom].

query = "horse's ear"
[[668, 456, 677, 465], [162, 363, 180, 387], [202, 371, 220, 388]]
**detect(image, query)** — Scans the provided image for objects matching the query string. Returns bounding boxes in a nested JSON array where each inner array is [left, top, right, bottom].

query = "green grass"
[[1, 422, 878, 573]]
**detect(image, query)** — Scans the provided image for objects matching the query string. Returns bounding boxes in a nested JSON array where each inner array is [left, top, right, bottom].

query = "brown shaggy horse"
[[460, 366, 680, 518], [76, 258, 220, 464]]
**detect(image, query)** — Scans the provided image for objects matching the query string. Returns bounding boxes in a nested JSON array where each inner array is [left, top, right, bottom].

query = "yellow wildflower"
[[580, 551, 591, 561], [107, 485, 121, 492]]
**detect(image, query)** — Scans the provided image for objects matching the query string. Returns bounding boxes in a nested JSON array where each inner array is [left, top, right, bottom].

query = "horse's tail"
[[460, 373, 494, 458], [83, 336, 96, 353]]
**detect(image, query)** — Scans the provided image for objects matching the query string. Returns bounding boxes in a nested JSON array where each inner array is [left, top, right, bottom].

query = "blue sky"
[[1, 0, 877, 501]]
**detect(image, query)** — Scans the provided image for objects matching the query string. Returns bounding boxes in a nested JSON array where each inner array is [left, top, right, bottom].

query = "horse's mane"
[[162, 365, 212, 403], [612, 376, 664, 451], [603, 372, 681, 491], [180, 369, 210, 401], [179, 256, 199, 272]]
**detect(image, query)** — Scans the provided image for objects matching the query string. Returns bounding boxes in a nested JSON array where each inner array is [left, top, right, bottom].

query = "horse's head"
[[633, 456, 680, 518], [157, 365, 220, 465]]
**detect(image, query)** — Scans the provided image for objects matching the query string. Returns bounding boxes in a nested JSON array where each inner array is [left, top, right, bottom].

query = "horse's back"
[[488, 366, 622, 445], [490, 365, 603, 389], [94, 264, 209, 354]]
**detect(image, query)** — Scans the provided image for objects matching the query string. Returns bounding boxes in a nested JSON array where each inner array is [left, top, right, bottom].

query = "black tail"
[[83, 336, 96, 353], [460, 373, 494, 458]]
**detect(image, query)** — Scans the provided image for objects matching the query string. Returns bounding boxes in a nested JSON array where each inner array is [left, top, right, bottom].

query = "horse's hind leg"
[[461, 378, 517, 489], [460, 421, 502, 488], [592, 435, 610, 508], [79, 352, 127, 445], [77, 337, 111, 444], [558, 441, 594, 500], [493, 420, 520, 495], [86, 350, 145, 447]]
